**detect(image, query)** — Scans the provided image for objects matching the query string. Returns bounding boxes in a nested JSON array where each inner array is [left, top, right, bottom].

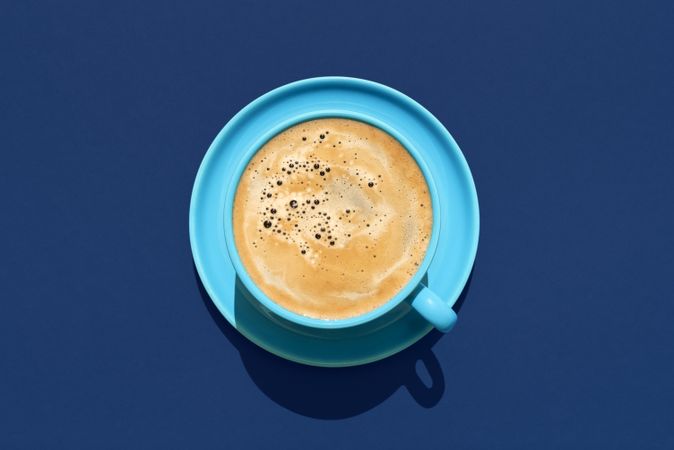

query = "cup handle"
[[411, 284, 458, 332]]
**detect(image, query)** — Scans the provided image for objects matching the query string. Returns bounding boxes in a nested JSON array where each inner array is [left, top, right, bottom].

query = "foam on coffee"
[[232, 118, 432, 320]]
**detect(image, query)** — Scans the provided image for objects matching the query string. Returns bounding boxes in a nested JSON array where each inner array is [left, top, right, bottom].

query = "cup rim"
[[223, 108, 441, 329]]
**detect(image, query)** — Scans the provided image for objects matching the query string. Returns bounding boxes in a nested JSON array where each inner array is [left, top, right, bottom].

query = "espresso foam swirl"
[[233, 118, 432, 320]]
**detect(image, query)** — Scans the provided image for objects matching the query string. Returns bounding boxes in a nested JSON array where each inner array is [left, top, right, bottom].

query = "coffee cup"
[[223, 111, 457, 332]]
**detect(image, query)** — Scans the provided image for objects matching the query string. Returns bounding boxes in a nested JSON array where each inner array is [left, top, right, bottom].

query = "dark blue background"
[[2, 1, 673, 448]]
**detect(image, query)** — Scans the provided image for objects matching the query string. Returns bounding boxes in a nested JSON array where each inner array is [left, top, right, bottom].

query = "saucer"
[[189, 77, 479, 367]]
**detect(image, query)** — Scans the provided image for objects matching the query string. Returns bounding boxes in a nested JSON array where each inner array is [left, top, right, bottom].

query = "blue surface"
[[190, 77, 476, 365], [1, 1, 673, 449]]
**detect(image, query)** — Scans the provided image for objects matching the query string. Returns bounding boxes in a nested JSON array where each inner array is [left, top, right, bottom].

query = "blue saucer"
[[190, 77, 479, 367]]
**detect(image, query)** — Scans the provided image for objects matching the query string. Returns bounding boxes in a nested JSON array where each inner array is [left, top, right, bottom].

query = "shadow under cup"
[[223, 111, 457, 333]]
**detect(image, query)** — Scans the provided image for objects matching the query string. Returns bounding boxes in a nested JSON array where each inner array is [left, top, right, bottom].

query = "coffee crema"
[[232, 118, 432, 320]]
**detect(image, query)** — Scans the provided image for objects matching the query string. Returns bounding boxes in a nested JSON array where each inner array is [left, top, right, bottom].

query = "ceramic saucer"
[[189, 77, 479, 367]]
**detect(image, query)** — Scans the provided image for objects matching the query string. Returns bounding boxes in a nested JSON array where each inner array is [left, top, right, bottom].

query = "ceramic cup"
[[223, 108, 458, 332]]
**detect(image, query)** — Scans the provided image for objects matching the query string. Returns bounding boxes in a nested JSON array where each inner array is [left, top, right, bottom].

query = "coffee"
[[233, 118, 432, 320]]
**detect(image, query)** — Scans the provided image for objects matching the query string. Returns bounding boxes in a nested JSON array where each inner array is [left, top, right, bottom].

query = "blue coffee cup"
[[223, 109, 460, 332]]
